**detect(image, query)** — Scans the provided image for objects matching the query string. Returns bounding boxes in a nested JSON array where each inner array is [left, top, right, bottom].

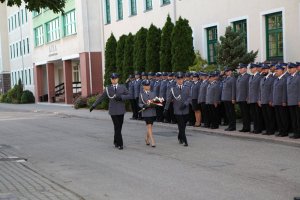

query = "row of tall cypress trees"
[[104, 15, 195, 84]]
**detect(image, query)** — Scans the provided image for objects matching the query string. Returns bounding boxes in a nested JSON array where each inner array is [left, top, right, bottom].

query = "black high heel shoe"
[[145, 139, 150, 146]]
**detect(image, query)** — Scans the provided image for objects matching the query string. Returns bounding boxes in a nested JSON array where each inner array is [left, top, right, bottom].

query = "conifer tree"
[[160, 15, 174, 72], [146, 24, 161, 72], [133, 27, 148, 72], [104, 34, 117, 86], [123, 33, 135, 81]]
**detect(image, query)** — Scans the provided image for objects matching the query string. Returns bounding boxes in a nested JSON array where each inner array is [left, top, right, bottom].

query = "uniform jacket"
[[221, 76, 236, 101], [138, 90, 157, 117], [287, 74, 300, 106], [166, 80, 176, 98], [259, 74, 275, 104], [92, 84, 131, 115], [152, 80, 161, 97], [272, 76, 287, 106], [134, 79, 142, 99], [198, 80, 209, 103], [128, 80, 135, 99], [206, 81, 221, 105], [159, 80, 168, 99], [248, 73, 263, 103], [190, 81, 201, 100], [236, 73, 251, 102], [165, 84, 191, 115]]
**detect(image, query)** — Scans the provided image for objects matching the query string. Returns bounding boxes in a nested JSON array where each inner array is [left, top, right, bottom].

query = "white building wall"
[[6, 4, 34, 93], [102, 0, 300, 63], [0, 4, 10, 73]]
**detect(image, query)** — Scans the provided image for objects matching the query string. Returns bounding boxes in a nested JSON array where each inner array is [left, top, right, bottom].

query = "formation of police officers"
[[126, 62, 300, 139]]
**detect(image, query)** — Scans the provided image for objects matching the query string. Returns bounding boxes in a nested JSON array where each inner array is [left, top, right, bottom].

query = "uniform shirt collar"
[[265, 73, 271, 79], [278, 74, 285, 80]]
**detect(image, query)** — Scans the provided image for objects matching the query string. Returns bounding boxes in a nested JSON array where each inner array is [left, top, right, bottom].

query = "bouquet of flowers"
[[147, 97, 164, 107], [139, 97, 165, 112]]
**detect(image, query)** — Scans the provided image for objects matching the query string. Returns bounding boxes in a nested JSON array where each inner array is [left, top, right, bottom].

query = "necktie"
[[114, 86, 117, 93]]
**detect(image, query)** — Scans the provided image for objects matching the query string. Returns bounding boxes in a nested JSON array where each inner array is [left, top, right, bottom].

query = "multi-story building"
[[0, 4, 11, 94], [6, 4, 34, 93], [103, 0, 300, 64], [32, 0, 103, 104]]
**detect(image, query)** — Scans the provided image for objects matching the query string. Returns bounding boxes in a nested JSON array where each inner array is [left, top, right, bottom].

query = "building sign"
[[49, 44, 58, 57]]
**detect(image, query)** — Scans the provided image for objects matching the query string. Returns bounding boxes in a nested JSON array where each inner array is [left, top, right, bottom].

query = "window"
[[129, 0, 137, 16], [266, 12, 283, 61], [46, 18, 60, 42], [12, 44, 15, 58], [8, 18, 10, 32], [19, 41, 22, 56], [27, 38, 30, 53], [28, 69, 31, 85], [161, 0, 170, 5], [33, 10, 41, 18], [21, 9, 24, 24], [17, 11, 20, 26], [25, 9, 28, 22], [145, 0, 152, 11], [117, 0, 123, 20], [233, 19, 247, 48], [34, 25, 44, 46], [23, 39, 26, 55], [104, 0, 111, 24], [16, 42, 19, 57], [25, 70, 27, 85], [63, 10, 77, 36], [206, 26, 218, 64], [14, 14, 16, 29], [73, 65, 80, 82]]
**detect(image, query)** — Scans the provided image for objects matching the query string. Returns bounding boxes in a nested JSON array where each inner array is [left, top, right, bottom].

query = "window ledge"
[[160, 2, 171, 7], [129, 14, 137, 18], [144, 8, 153, 13], [116, 19, 123, 22]]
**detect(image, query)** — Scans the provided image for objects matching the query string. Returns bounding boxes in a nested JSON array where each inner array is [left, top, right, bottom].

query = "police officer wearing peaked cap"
[[90, 73, 132, 150], [164, 72, 191, 146]]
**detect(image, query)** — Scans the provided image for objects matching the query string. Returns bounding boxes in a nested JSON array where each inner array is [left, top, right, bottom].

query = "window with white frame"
[[63, 10, 76, 36], [34, 25, 44, 46], [46, 18, 60, 42]]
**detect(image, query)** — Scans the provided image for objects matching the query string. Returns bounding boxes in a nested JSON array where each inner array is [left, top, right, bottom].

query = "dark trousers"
[[219, 102, 228, 125], [111, 115, 124, 147], [156, 106, 164, 122], [261, 104, 276, 134], [188, 105, 195, 125], [289, 106, 300, 136], [135, 98, 142, 119], [238, 101, 251, 131], [223, 101, 236, 129], [201, 102, 209, 126], [165, 102, 176, 123], [249, 103, 263, 132], [208, 104, 219, 128], [130, 99, 137, 119], [297, 107, 300, 136], [274, 106, 289, 135], [175, 114, 188, 144]]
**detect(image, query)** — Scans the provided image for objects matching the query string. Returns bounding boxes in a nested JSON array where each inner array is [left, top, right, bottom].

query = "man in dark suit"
[[198, 72, 210, 127], [236, 63, 251, 132], [164, 72, 191, 146], [221, 67, 236, 131], [248, 63, 263, 133], [271, 64, 289, 137], [287, 63, 300, 139], [90, 73, 131, 150], [206, 71, 221, 129], [258, 64, 276, 135]]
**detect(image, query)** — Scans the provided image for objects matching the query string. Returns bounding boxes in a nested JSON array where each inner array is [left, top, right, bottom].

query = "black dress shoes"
[[178, 139, 183, 144], [118, 146, 123, 150], [183, 143, 188, 147], [239, 129, 250, 132], [225, 128, 236, 131]]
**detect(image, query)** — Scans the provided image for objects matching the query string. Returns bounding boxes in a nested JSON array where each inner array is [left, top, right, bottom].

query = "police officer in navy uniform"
[[248, 63, 263, 133], [221, 67, 236, 131], [165, 72, 176, 123], [134, 72, 143, 120], [184, 72, 195, 126], [127, 75, 136, 120], [236, 63, 251, 132], [148, 72, 156, 90], [286, 62, 300, 139], [90, 73, 131, 150], [206, 71, 222, 129], [258, 64, 276, 135], [271, 64, 289, 137], [190, 72, 202, 127], [139, 80, 157, 147], [159, 72, 168, 122], [164, 72, 191, 146], [198, 72, 210, 127], [153, 72, 163, 122]]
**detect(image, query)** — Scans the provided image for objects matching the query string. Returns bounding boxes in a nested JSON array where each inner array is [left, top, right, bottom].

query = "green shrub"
[[21, 90, 35, 104], [87, 95, 108, 110], [73, 96, 87, 109]]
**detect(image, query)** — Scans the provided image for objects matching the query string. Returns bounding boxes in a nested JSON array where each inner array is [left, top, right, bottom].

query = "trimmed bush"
[[87, 95, 108, 110], [73, 96, 87, 109], [21, 90, 35, 104]]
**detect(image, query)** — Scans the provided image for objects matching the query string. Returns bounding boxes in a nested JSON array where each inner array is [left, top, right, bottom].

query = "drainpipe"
[[18, 6, 25, 90]]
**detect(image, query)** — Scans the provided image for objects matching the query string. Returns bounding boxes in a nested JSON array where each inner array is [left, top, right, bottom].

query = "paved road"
[[0, 105, 300, 200]]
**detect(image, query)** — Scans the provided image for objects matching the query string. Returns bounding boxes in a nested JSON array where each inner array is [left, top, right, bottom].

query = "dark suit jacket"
[[165, 85, 191, 115]]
